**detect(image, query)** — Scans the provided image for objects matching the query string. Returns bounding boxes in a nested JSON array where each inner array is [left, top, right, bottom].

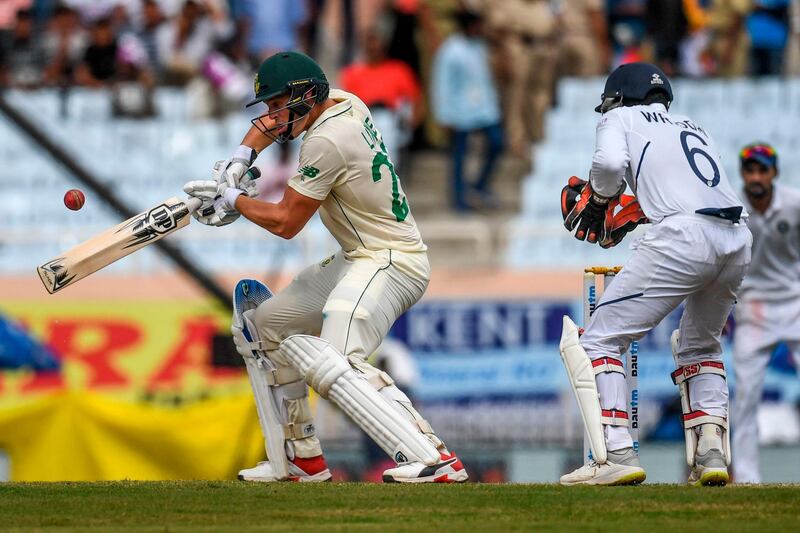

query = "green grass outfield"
[[1, 482, 798, 531]]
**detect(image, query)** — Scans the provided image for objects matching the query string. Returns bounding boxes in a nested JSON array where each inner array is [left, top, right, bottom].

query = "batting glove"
[[218, 145, 258, 188], [183, 179, 241, 227]]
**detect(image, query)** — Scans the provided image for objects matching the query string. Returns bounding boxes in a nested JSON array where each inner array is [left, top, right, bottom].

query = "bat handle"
[[185, 197, 203, 213]]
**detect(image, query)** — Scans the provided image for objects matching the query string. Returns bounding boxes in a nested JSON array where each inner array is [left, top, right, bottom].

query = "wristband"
[[233, 144, 258, 165], [591, 192, 612, 205], [223, 187, 245, 211]]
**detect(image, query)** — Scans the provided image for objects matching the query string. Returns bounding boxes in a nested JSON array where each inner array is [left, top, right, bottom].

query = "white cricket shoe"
[[688, 423, 729, 486], [238, 455, 332, 482], [689, 449, 729, 486], [382, 451, 469, 483], [560, 447, 646, 486]]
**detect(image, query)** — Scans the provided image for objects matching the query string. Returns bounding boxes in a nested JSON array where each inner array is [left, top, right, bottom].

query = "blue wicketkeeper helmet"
[[596, 62, 673, 114]]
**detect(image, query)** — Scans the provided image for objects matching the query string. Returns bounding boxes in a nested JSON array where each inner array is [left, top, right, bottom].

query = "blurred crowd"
[[1, 0, 800, 211]]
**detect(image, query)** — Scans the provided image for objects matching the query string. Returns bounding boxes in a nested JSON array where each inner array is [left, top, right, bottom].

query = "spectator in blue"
[[431, 8, 503, 213], [746, 0, 791, 76], [229, 0, 307, 65]]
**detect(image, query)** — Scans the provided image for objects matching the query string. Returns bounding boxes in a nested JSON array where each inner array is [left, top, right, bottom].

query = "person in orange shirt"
[[340, 26, 423, 166]]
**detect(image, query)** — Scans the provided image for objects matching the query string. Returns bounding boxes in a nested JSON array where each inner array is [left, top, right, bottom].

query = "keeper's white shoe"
[[689, 449, 729, 486], [688, 424, 729, 486], [237, 455, 331, 482], [382, 451, 468, 483], [560, 447, 646, 486]]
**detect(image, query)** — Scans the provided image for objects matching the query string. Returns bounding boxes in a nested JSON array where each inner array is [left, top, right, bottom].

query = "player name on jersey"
[[639, 111, 709, 136]]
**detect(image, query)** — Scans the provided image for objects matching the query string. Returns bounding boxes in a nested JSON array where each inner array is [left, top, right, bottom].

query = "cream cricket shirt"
[[288, 89, 426, 256]]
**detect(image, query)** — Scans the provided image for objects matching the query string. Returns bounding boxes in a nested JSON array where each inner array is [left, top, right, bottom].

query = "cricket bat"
[[37, 196, 203, 294]]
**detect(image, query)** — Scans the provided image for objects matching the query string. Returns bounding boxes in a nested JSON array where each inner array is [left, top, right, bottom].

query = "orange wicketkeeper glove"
[[598, 194, 649, 249], [561, 176, 649, 248], [561, 176, 614, 244]]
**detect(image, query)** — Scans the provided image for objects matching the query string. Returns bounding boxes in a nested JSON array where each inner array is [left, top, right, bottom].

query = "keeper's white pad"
[[670, 330, 732, 467], [592, 356, 625, 375], [279, 334, 441, 466], [592, 358, 630, 428], [232, 280, 317, 480], [560, 316, 607, 464]]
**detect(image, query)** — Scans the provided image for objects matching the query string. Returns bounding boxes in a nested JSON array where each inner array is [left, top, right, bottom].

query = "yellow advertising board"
[[0, 299, 266, 480], [0, 299, 246, 402]]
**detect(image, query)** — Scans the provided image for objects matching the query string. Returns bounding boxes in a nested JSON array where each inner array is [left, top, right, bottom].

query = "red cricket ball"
[[64, 189, 86, 211]]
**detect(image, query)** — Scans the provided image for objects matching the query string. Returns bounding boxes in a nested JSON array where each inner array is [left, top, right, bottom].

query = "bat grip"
[[185, 197, 203, 213]]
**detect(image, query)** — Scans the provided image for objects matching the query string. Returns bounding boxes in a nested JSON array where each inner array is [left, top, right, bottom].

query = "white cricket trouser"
[[254, 248, 429, 358], [250, 247, 430, 456], [581, 214, 752, 451], [732, 297, 800, 483]]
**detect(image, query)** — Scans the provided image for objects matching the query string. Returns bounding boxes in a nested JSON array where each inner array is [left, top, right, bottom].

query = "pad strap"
[[592, 356, 625, 376], [414, 416, 443, 448], [348, 355, 395, 390], [263, 365, 304, 386], [671, 361, 726, 385], [416, 418, 433, 434], [249, 339, 267, 352], [283, 393, 316, 441], [682, 410, 728, 430], [283, 421, 316, 440], [369, 371, 394, 390], [601, 408, 629, 427], [348, 355, 442, 449]]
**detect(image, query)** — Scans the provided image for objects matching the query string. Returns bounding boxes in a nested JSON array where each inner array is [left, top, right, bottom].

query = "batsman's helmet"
[[595, 62, 673, 114], [247, 51, 330, 143]]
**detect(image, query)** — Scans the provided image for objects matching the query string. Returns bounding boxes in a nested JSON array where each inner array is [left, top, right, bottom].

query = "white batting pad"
[[233, 279, 308, 480], [560, 316, 608, 464], [279, 334, 441, 466], [239, 354, 292, 479]]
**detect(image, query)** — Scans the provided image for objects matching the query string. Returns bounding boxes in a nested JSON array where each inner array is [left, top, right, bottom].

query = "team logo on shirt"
[[777, 220, 790, 234], [299, 165, 321, 180], [651, 73, 664, 85]]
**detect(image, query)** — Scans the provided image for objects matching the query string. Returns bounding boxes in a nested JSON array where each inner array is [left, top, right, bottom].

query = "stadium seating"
[[3, 79, 800, 274]]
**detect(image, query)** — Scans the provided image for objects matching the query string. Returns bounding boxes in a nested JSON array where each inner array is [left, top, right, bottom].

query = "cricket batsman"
[[559, 63, 751, 485], [732, 142, 800, 483], [182, 51, 467, 483]]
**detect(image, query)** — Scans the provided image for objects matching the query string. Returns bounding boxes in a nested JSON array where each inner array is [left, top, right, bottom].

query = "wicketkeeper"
[[182, 51, 467, 483], [559, 63, 751, 486]]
